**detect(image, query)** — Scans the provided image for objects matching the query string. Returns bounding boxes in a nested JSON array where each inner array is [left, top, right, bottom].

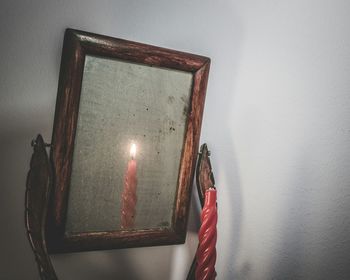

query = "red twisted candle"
[[196, 188, 217, 280], [120, 143, 137, 229]]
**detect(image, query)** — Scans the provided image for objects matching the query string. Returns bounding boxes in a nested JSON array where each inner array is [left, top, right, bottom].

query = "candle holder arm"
[[25, 134, 58, 280]]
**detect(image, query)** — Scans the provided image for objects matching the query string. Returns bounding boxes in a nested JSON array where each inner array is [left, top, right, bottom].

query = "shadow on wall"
[[53, 246, 174, 280], [268, 142, 350, 280], [267, 154, 311, 280]]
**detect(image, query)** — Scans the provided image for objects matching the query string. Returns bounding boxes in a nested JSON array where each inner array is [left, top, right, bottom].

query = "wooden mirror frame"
[[47, 29, 210, 253]]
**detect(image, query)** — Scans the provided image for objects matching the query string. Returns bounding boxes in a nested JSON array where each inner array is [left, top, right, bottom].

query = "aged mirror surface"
[[66, 55, 193, 233], [47, 29, 210, 253]]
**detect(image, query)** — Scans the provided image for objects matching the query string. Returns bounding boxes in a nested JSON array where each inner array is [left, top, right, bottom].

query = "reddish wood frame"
[[47, 28, 210, 253]]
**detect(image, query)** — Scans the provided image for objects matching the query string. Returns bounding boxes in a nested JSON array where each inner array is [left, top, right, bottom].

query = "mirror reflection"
[[65, 55, 193, 233]]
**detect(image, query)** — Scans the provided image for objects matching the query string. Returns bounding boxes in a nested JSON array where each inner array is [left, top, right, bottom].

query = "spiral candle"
[[120, 143, 138, 229], [196, 188, 217, 280]]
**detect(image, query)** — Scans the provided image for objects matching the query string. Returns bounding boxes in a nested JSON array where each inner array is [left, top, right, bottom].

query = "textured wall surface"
[[1, 0, 350, 279]]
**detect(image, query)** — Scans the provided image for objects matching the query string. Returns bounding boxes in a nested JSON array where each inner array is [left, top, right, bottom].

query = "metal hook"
[[31, 138, 52, 148]]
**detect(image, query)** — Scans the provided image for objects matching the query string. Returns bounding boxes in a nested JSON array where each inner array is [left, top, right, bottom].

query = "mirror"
[[47, 29, 210, 253]]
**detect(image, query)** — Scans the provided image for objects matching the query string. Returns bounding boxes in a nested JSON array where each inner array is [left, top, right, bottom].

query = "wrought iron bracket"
[[25, 134, 57, 280]]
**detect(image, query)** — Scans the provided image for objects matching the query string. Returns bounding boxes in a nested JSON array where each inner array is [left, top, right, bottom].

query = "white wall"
[[1, 0, 350, 279]]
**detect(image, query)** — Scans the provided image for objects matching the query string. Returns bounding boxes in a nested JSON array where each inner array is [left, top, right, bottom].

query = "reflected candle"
[[120, 143, 138, 229], [196, 188, 217, 280]]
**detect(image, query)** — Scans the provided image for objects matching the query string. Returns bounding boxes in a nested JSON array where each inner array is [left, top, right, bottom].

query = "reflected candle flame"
[[130, 143, 137, 159]]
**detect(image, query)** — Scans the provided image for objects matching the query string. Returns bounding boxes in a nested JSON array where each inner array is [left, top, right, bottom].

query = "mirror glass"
[[65, 55, 193, 233]]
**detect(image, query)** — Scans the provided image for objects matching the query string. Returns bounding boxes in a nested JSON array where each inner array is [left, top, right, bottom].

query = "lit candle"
[[196, 188, 217, 280], [120, 143, 138, 229]]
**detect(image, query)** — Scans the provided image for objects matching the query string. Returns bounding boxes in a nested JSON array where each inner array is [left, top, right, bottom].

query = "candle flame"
[[130, 143, 137, 159]]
